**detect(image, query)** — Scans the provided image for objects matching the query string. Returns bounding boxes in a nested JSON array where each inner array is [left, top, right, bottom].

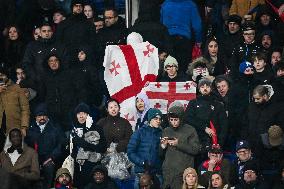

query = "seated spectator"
[[156, 55, 188, 82], [182, 167, 199, 189], [258, 125, 284, 186], [258, 30, 275, 56], [25, 103, 65, 189], [139, 173, 161, 189], [157, 47, 169, 76], [270, 47, 282, 70], [272, 61, 284, 101], [161, 105, 200, 189], [235, 161, 269, 189], [0, 67, 30, 137], [97, 99, 132, 153], [198, 144, 231, 188], [127, 108, 163, 189], [94, 17, 104, 33], [51, 168, 77, 189], [33, 27, 41, 41], [71, 103, 107, 189], [202, 36, 228, 76], [0, 128, 40, 183], [84, 164, 118, 189], [208, 172, 230, 189], [135, 91, 150, 130], [229, 140, 259, 186], [52, 8, 66, 30], [83, 3, 97, 24]]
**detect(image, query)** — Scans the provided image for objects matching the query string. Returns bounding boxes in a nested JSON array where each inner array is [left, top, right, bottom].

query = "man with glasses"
[[160, 105, 200, 189], [128, 108, 163, 189], [229, 140, 260, 186], [157, 55, 187, 82], [230, 21, 261, 80]]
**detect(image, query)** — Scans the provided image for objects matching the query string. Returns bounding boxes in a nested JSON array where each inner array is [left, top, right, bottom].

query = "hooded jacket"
[[84, 165, 118, 189], [0, 129, 40, 181], [135, 91, 151, 130]]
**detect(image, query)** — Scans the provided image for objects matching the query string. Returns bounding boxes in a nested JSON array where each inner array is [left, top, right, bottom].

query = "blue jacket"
[[161, 0, 202, 42], [127, 124, 162, 174]]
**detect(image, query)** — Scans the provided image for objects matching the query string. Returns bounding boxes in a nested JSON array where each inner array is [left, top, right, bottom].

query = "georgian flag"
[[103, 42, 159, 128]]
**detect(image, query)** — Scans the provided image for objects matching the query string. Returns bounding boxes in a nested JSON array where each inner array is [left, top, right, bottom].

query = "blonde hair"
[[182, 167, 198, 189]]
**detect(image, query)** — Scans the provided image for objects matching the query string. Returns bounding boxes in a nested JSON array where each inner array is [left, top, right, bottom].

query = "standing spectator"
[[0, 128, 40, 183], [270, 47, 282, 68], [258, 30, 275, 56], [52, 8, 66, 31], [0, 67, 30, 137], [202, 37, 228, 76], [127, 108, 163, 189], [22, 22, 69, 92], [182, 167, 199, 189], [157, 55, 188, 82], [187, 57, 212, 84], [185, 79, 228, 150], [84, 164, 119, 189], [230, 21, 261, 80], [161, 106, 200, 189], [229, 0, 265, 19], [83, 3, 97, 24], [272, 61, 284, 101], [135, 91, 150, 131], [4, 25, 26, 78], [55, 0, 96, 66], [33, 27, 41, 41], [160, 0, 202, 73], [51, 168, 77, 189], [25, 103, 65, 189], [255, 5, 277, 36], [96, 7, 127, 68], [97, 99, 132, 152], [219, 15, 242, 62], [273, 162, 284, 189], [71, 103, 107, 189], [42, 54, 83, 132]]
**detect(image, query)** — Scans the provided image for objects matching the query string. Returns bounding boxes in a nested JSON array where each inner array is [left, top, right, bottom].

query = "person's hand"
[[0, 84, 7, 93], [43, 158, 54, 166], [168, 138, 178, 146], [205, 127, 215, 137], [160, 137, 169, 145], [21, 128, 26, 137], [279, 4, 284, 15], [208, 159, 217, 171], [16, 79, 21, 85]]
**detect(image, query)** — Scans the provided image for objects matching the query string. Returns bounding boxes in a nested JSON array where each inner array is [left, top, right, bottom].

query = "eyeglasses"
[[243, 32, 255, 36]]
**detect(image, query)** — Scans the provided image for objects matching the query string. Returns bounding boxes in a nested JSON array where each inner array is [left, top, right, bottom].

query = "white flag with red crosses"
[[103, 42, 159, 128], [142, 81, 197, 114]]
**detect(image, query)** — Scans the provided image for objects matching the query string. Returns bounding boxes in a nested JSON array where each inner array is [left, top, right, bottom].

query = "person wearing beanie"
[[218, 15, 242, 61], [127, 108, 163, 189], [71, 102, 107, 189], [185, 77, 228, 160], [97, 99, 132, 153], [182, 167, 199, 189], [161, 106, 200, 189], [51, 168, 77, 189], [257, 125, 284, 185], [0, 67, 30, 137], [157, 55, 188, 82], [25, 103, 65, 189], [0, 128, 40, 184], [235, 161, 269, 189], [84, 165, 118, 189], [229, 140, 260, 186]]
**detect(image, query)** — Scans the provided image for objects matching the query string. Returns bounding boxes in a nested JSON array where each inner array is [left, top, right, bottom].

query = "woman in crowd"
[[135, 91, 150, 130], [182, 167, 199, 189], [208, 172, 230, 189], [97, 99, 132, 152]]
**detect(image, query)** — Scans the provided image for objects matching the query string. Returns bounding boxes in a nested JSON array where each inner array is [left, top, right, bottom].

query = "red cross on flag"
[[103, 42, 159, 128], [142, 81, 197, 114]]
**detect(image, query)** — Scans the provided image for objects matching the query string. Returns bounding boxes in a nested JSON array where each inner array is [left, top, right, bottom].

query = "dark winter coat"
[[235, 179, 270, 189], [244, 100, 284, 151], [22, 37, 69, 82], [42, 62, 84, 131], [156, 72, 188, 82], [97, 115, 132, 152], [161, 124, 200, 189], [55, 13, 96, 65], [252, 67, 274, 86], [25, 119, 65, 164], [185, 95, 228, 147], [127, 124, 163, 174]]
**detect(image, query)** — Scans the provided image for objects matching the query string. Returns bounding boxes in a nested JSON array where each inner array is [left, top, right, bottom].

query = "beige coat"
[[0, 80, 30, 133]]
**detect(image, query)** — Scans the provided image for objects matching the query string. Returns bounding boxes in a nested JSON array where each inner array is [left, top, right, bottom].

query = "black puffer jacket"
[[185, 95, 228, 147]]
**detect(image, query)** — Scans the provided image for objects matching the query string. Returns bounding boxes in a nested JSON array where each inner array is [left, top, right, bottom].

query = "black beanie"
[[71, 0, 85, 9], [74, 102, 90, 115]]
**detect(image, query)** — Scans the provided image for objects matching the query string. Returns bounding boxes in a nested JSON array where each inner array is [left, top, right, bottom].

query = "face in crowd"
[[104, 10, 118, 27]]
